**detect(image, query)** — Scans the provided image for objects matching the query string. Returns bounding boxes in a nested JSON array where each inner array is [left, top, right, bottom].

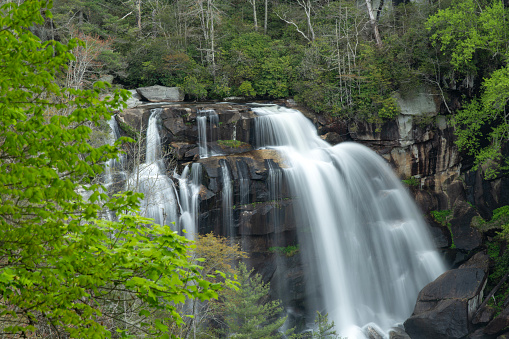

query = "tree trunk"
[[136, 0, 142, 32], [264, 0, 267, 34], [365, 0, 382, 46], [252, 0, 258, 30]]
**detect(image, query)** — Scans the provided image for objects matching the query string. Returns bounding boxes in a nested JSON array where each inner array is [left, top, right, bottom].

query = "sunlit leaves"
[[0, 1, 226, 337]]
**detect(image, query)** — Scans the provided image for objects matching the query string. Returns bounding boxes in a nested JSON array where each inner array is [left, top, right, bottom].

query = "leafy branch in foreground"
[[0, 1, 229, 337]]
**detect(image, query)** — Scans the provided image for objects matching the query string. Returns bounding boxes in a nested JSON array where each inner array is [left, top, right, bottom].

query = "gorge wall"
[[114, 90, 509, 338]]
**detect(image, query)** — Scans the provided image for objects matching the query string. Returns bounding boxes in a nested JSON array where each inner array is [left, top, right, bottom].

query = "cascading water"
[[176, 163, 202, 240], [128, 108, 179, 228], [197, 109, 219, 158], [237, 160, 250, 206], [104, 116, 126, 189], [220, 160, 234, 238], [252, 105, 446, 338]]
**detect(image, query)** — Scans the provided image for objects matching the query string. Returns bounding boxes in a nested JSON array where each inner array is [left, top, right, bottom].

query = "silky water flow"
[[252, 105, 446, 338]]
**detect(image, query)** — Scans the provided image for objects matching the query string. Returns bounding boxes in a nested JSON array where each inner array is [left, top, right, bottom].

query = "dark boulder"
[[484, 307, 509, 336], [404, 254, 489, 339], [450, 200, 483, 251]]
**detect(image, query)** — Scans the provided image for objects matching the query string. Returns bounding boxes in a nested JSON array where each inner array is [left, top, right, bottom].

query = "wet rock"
[[405, 298, 469, 339], [404, 255, 489, 339], [472, 305, 497, 325], [366, 325, 384, 339], [485, 307, 509, 336], [389, 327, 411, 339], [209, 141, 253, 155], [467, 328, 495, 338], [170, 142, 195, 161], [320, 132, 343, 145], [459, 252, 490, 272], [117, 107, 150, 132], [136, 85, 184, 102], [238, 200, 295, 235], [450, 200, 483, 251]]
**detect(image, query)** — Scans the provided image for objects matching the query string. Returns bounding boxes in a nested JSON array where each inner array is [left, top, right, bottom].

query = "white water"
[[104, 116, 126, 187], [176, 163, 202, 240], [197, 109, 219, 158], [220, 160, 234, 238], [252, 105, 445, 338], [128, 108, 179, 228]]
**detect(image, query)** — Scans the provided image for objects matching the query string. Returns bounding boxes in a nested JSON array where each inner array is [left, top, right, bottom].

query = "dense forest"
[[2, 0, 509, 337], [31, 0, 508, 174]]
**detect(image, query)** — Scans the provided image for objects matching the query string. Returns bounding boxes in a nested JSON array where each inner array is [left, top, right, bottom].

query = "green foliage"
[[486, 241, 509, 313], [311, 312, 338, 339], [183, 76, 208, 100], [215, 263, 287, 338], [476, 206, 509, 314], [431, 210, 455, 248], [402, 176, 420, 187], [217, 140, 249, 148], [431, 210, 453, 225], [428, 0, 509, 177], [238, 81, 257, 97], [0, 2, 226, 336], [219, 32, 298, 99], [427, 0, 509, 71], [268, 245, 300, 257]]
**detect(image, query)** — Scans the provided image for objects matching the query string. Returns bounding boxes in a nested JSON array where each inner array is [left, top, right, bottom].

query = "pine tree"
[[219, 262, 287, 338], [312, 312, 338, 339]]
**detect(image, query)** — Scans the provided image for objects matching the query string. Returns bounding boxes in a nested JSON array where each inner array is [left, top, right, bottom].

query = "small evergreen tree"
[[218, 262, 287, 338], [312, 312, 338, 339]]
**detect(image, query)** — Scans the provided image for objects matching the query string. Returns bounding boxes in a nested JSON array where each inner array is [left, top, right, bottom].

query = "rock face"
[[125, 89, 142, 108], [115, 99, 504, 337], [136, 85, 184, 102], [404, 253, 489, 339]]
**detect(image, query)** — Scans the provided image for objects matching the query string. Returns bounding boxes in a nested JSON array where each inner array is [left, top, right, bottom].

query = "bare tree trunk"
[[249, 0, 258, 30], [365, 0, 382, 46], [298, 0, 315, 41], [264, 0, 268, 34], [276, 0, 315, 41], [136, 0, 142, 32]]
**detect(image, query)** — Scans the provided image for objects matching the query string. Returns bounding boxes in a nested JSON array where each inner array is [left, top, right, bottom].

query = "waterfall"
[[104, 115, 125, 188], [237, 160, 250, 206], [252, 105, 446, 338], [176, 163, 202, 240], [128, 108, 179, 228], [197, 109, 219, 158], [220, 160, 234, 238]]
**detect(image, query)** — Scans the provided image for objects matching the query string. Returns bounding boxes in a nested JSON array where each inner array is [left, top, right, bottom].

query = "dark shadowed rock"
[[321, 132, 343, 145], [467, 328, 496, 338], [459, 252, 490, 272], [389, 327, 411, 339], [405, 299, 469, 339], [472, 305, 497, 325], [484, 307, 509, 336], [136, 85, 184, 102], [450, 200, 483, 251], [404, 254, 489, 339]]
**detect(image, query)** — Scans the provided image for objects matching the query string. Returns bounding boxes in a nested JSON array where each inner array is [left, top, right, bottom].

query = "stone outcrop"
[[125, 89, 142, 108], [136, 85, 184, 102], [404, 252, 489, 339], [115, 98, 506, 337]]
